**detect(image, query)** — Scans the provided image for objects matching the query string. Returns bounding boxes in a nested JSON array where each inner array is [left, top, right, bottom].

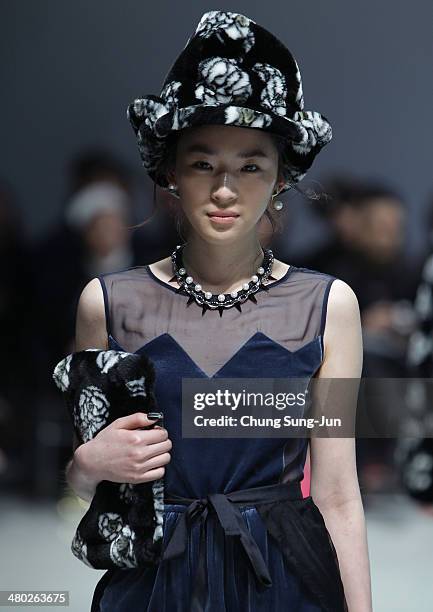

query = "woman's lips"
[[207, 212, 239, 225]]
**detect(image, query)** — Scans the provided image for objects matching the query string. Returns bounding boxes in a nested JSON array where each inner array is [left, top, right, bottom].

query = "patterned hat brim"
[[128, 100, 332, 193]]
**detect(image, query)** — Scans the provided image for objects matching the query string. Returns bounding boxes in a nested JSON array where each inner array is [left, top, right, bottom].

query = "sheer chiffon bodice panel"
[[99, 264, 331, 377]]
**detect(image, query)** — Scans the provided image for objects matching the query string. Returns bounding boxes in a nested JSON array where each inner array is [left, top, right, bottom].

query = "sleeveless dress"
[[91, 263, 348, 612]]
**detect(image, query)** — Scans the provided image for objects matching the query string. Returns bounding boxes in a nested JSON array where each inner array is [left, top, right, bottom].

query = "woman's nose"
[[211, 172, 237, 201]]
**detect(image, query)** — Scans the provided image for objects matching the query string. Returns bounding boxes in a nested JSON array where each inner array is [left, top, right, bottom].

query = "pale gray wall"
[[2, 0, 432, 257]]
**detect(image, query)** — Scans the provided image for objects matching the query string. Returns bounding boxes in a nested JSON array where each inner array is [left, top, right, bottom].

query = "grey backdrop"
[[3, 0, 432, 258]]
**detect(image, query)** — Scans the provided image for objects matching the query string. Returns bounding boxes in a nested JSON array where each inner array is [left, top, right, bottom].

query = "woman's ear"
[[273, 171, 285, 194], [273, 181, 285, 196], [166, 169, 176, 185]]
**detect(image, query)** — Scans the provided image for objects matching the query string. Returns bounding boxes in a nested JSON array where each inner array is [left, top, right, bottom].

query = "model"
[[66, 10, 372, 612]]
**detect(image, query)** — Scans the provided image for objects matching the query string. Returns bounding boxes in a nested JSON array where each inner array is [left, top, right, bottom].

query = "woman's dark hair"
[[127, 129, 320, 241]]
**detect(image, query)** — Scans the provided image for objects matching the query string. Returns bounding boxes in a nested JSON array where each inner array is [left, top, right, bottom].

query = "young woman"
[[66, 10, 372, 612]]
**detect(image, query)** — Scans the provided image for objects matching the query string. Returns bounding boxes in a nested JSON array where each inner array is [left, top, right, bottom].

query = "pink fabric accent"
[[301, 449, 311, 497]]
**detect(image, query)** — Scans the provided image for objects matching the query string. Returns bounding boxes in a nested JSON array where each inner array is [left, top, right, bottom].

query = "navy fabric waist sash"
[[163, 481, 303, 612]]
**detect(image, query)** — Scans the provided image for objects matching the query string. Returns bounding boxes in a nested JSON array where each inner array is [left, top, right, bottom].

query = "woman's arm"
[[310, 279, 373, 612], [65, 278, 108, 502], [64, 279, 172, 501]]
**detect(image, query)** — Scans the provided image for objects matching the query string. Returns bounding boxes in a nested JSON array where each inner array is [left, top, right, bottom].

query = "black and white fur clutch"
[[52, 348, 164, 569]]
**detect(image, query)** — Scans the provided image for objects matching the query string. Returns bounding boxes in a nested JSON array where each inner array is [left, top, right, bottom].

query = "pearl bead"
[[205, 292, 212, 299], [243, 283, 250, 291], [179, 268, 186, 275], [195, 284, 202, 291], [252, 275, 259, 283], [186, 276, 193, 284], [218, 294, 225, 302], [230, 291, 238, 298], [257, 267, 264, 275]]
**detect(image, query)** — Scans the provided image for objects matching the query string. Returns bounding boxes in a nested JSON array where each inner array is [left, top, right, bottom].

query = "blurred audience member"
[[31, 150, 138, 373], [395, 190, 433, 514], [301, 175, 422, 376], [64, 180, 134, 277], [0, 181, 29, 382], [0, 181, 34, 488]]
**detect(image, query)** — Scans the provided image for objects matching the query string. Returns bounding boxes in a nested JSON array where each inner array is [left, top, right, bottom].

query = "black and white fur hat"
[[127, 10, 332, 193]]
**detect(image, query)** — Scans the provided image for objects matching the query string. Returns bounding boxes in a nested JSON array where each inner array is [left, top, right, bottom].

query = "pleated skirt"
[[93, 502, 325, 612]]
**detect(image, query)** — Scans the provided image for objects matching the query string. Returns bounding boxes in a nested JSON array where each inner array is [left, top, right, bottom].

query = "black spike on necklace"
[[167, 243, 277, 317]]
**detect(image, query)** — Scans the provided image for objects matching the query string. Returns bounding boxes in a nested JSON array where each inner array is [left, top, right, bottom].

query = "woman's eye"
[[193, 161, 212, 170], [191, 162, 259, 172]]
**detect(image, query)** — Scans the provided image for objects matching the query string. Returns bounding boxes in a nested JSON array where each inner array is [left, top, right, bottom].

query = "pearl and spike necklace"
[[167, 243, 278, 317]]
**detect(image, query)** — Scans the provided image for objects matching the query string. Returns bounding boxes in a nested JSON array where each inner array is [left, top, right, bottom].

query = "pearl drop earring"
[[271, 188, 284, 211]]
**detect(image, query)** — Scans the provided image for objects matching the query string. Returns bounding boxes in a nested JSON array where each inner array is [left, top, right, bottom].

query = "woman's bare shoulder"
[[327, 279, 360, 323], [75, 278, 108, 351], [320, 278, 363, 377]]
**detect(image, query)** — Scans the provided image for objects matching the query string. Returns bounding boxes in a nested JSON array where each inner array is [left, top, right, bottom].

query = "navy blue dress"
[[91, 263, 347, 612]]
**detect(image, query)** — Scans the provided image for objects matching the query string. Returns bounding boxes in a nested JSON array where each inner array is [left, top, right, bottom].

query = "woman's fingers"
[[113, 412, 157, 430], [136, 467, 166, 483]]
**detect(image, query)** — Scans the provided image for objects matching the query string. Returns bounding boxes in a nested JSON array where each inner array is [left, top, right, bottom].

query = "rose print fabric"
[[53, 348, 164, 570]]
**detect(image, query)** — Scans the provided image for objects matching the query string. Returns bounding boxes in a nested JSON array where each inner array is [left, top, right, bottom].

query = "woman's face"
[[168, 124, 281, 244]]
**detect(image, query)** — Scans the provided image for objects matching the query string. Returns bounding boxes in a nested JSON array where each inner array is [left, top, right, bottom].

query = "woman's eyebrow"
[[185, 143, 269, 158]]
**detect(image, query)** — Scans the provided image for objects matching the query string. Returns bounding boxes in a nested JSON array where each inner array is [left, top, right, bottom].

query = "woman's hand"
[[74, 412, 172, 486]]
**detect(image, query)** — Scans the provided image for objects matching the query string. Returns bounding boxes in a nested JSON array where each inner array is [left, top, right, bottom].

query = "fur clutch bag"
[[52, 348, 164, 569]]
